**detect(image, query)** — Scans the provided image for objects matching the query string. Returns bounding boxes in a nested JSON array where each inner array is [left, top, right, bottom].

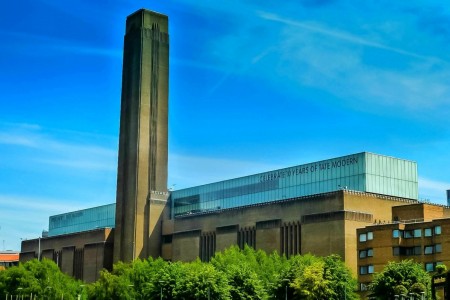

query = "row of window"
[[360, 261, 442, 276], [392, 244, 442, 256], [0, 261, 18, 268], [359, 231, 373, 242], [359, 248, 373, 258], [359, 225, 443, 243], [392, 226, 442, 238], [359, 265, 374, 275], [360, 244, 443, 259], [425, 244, 442, 254]]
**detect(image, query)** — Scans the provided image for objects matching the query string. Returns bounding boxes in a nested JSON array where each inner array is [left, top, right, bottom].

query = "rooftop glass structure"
[[170, 152, 418, 218], [48, 204, 115, 236]]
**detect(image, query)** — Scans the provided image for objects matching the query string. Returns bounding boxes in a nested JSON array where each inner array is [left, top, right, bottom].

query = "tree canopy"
[[88, 246, 358, 300], [369, 260, 431, 300], [0, 259, 82, 300], [0, 247, 359, 300]]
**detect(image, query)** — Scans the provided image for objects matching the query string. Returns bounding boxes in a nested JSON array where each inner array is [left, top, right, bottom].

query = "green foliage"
[[322, 254, 359, 300], [140, 259, 185, 299], [87, 267, 135, 300], [292, 259, 334, 299], [435, 264, 447, 274], [0, 259, 82, 300], [369, 260, 431, 300], [289, 254, 358, 300], [211, 246, 269, 299], [0, 249, 359, 300], [88, 257, 231, 299], [393, 284, 408, 296], [172, 260, 231, 299]]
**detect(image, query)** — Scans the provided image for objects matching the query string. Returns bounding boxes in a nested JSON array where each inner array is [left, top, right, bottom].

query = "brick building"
[[357, 203, 450, 297]]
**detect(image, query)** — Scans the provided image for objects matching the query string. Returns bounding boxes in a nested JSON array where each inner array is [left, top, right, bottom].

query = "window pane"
[[367, 248, 373, 257], [424, 246, 434, 254], [425, 263, 434, 272], [435, 244, 442, 253], [359, 233, 367, 242], [425, 228, 432, 237], [359, 250, 367, 258], [393, 230, 399, 238], [367, 232, 373, 240], [368, 265, 374, 274], [414, 246, 422, 255], [405, 247, 414, 256], [435, 226, 442, 235], [404, 230, 413, 238], [414, 229, 422, 237], [360, 266, 367, 275], [393, 247, 400, 256]]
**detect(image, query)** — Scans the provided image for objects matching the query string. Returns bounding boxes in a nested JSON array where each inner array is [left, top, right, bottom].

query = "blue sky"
[[1, 0, 449, 251]]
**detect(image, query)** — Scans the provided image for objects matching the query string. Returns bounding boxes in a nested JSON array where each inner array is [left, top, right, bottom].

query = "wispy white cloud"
[[419, 177, 450, 192], [250, 13, 450, 115], [0, 194, 94, 250], [191, 3, 450, 119], [56, 45, 122, 57], [0, 29, 121, 58], [0, 132, 39, 147], [418, 177, 450, 204], [0, 194, 85, 214], [0, 123, 117, 171], [168, 153, 280, 189], [258, 11, 441, 62], [36, 159, 116, 171]]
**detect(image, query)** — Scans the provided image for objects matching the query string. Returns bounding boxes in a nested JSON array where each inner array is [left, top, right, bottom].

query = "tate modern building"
[[21, 10, 449, 296]]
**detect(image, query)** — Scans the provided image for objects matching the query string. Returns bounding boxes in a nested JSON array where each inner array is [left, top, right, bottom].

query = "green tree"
[[435, 264, 447, 274], [322, 254, 358, 300], [211, 246, 269, 299], [87, 261, 135, 300], [140, 259, 185, 299], [271, 254, 319, 299], [172, 260, 231, 299], [259, 251, 290, 299], [369, 260, 431, 299], [0, 259, 81, 299], [288, 254, 358, 300], [291, 259, 334, 300], [83, 247, 358, 300]]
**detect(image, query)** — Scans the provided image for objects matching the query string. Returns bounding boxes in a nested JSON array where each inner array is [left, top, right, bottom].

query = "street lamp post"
[[45, 286, 52, 300], [282, 279, 289, 300], [159, 281, 165, 300], [17, 288, 23, 300], [127, 284, 134, 299], [77, 285, 85, 300]]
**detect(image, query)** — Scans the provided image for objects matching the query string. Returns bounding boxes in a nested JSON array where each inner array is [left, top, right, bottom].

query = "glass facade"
[[48, 204, 115, 236], [365, 152, 418, 199], [171, 152, 418, 218]]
